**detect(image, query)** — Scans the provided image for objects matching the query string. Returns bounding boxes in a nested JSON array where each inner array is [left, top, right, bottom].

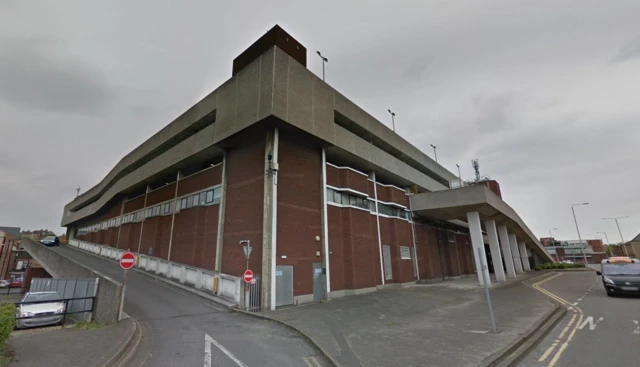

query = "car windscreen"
[[43, 236, 55, 241], [602, 263, 640, 276], [23, 293, 61, 302]]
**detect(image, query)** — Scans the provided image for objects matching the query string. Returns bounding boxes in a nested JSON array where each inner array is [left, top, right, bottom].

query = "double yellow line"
[[527, 273, 584, 367]]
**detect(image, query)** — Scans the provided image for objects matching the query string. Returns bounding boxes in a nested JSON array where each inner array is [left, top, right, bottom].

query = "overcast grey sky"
[[1, 0, 638, 242]]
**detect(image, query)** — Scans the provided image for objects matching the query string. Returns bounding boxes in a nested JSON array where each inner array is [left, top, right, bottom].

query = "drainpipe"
[[372, 171, 385, 285], [321, 148, 331, 299], [167, 171, 182, 261]]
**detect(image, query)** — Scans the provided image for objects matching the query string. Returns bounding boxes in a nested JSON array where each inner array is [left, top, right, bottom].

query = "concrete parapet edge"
[[103, 317, 143, 367]]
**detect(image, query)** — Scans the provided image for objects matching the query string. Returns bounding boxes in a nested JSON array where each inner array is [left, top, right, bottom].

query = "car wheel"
[[606, 291, 614, 297]]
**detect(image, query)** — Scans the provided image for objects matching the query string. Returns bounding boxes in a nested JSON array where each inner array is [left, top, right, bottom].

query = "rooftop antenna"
[[472, 159, 481, 182], [76, 186, 81, 197]]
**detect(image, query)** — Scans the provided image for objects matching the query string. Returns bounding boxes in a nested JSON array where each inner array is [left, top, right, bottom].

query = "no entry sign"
[[243, 269, 254, 283], [120, 252, 135, 270]]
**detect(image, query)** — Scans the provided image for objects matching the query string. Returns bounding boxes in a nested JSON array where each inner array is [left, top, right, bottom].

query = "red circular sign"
[[243, 269, 254, 283], [120, 252, 136, 270]]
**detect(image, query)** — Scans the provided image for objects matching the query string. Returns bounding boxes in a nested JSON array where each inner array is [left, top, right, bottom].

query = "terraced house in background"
[[61, 25, 554, 310]]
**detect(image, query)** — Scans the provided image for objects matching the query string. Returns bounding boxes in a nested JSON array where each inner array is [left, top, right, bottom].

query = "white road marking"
[[578, 316, 604, 331], [572, 302, 579, 306], [633, 320, 640, 335], [204, 333, 248, 367], [468, 330, 489, 334]]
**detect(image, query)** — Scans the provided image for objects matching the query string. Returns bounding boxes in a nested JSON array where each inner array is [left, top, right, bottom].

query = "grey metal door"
[[275, 265, 294, 307], [312, 263, 323, 301], [383, 245, 392, 280]]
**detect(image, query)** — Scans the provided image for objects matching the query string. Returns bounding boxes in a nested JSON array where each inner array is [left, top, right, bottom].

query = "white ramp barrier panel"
[[68, 239, 242, 305]]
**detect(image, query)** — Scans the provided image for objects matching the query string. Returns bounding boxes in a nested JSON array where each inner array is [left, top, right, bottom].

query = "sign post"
[[120, 252, 135, 285], [477, 247, 497, 333]]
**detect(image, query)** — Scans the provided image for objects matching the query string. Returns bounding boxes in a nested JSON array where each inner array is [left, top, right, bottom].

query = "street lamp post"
[[596, 231, 610, 245], [571, 203, 589, 265], [549, 228, 559, 262], [430, 144, 437, 163], [387, 109, 396, 132], [603, 217, 629, 256], [456, 164, 462, 185], [316, 51, 328, 81]]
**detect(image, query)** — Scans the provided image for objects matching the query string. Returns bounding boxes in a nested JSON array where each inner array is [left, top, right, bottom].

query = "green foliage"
[[535, 263, 585, 271], [0, 303, 15, 364]]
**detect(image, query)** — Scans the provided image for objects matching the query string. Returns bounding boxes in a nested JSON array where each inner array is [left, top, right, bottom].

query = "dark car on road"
[[40, 236, 59, 246], [597, 257, 640, 296]]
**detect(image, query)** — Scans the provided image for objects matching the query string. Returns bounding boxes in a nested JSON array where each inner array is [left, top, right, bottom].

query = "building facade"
[[62, 25, 553, 310], [0, 226, 21, 280]]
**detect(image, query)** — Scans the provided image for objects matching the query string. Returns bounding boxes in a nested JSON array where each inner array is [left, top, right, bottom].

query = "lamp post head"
[[387, 109, 395, 116], [430, 144, 436, 149]]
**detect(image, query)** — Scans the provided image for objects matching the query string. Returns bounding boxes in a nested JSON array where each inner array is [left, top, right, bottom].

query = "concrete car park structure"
[[61, 25, 553, 310]]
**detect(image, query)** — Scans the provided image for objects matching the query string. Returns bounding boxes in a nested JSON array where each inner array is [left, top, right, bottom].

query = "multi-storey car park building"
[[62, 25, 554, 310]]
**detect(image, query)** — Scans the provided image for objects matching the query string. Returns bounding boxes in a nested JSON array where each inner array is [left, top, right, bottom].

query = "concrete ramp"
[[20, 239, 124, 324]]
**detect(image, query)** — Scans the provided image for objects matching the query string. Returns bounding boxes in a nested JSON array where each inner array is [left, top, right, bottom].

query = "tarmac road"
[[520, 270, 640, 367], [53, 245, 328, 367]]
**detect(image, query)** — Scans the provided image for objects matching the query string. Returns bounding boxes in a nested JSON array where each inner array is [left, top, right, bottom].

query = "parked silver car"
[[15, 291, 66, 329], [0, 280, 9, 288]]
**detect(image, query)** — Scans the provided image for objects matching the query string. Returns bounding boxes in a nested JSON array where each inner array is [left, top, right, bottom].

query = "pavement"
[[265, 271, 558, 367], [519, 270, 640, 367], [8, 318, 136, 367], [53, 245, 330, 367]]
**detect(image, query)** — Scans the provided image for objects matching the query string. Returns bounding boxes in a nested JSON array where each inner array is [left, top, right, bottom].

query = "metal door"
[[383, 245, 393, 280], [312, 263, 323, 301], [275, 265, 294, 307]]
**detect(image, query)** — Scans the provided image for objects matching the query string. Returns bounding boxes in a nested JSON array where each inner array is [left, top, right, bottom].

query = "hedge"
[[0, 303, 15, 353], [534, 263, 586, 271]]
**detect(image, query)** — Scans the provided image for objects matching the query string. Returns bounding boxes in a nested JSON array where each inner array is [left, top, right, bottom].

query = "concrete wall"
[[21, 239, 123, 324], [63, 45, 457, 227]]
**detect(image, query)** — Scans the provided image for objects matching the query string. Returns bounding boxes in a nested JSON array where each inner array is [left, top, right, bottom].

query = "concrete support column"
[[320, 148, 331, 300], [508, 233, 524, 273], [215, 153, 227, 272], [484, 220, 506, 281], [261, 128, 279, 311], [167, 170, 182, 261], [519, 242, 531, 271], [466, 211, 491, 287], [136, 185, 151, 253], [497, 225, 517, 278]]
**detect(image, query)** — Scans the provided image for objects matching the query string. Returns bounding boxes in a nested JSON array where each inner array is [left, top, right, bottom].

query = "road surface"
[[520, 270, 640, 367], [53, 245, 328, 367]]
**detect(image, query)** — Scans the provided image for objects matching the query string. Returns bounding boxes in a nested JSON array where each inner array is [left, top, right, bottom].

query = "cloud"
[[0, 37, 115, 115], [611, 35, 640, 64]]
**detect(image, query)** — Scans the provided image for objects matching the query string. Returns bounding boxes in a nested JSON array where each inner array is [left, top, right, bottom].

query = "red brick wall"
[[378, 217, 414, 283], [124, 195, 146, 214], [456, 234, 474, 275], [328, 206, 381, 292], [221, 129, 265, 277], [414, 224, 444, 280], [275, 132, 323, 296], [178, 166, 222, 197], [326, 165, 340, 187], [376, 184, 409, 207], [147, 184, 176, 206], [119, 222, 141, 251], [588, 239, 604, 253], [170, 205, 218, 270]]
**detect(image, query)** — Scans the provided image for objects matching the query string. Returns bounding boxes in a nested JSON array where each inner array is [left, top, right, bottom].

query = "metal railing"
[[245, 275, 262, 312], [1, 286, 24, 297], [14, 295, 96, 328], [68, 239, 243, 305]]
